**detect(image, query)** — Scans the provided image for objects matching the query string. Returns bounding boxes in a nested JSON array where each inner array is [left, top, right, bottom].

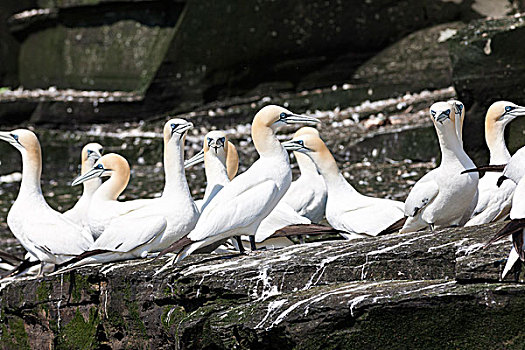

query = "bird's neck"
[[313, 148, 358, 195], [295, 151, 319, 178], [19, 146, 43, 196], [81, 161, 101, 196], [252, 122, 284, 158], [203, 154, 230, 200], [435, 124, 472, 166], [163, 139, 192, 198], [94, 172, 129, 201], [485, 121, 511, 164]]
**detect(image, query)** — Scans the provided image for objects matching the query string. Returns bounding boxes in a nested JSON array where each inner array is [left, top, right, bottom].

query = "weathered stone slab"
[[0, 222, 522, 348]]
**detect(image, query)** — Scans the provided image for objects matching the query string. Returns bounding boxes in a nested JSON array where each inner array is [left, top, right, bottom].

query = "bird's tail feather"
[[485, 219, 525, 247], [157, 236, 193, 258], [0, 250, 23, 266], [379, 217, 407, 235], [502, 246, 521, 279], [272, 224, 341, 238], [461, 164, 506, 175]]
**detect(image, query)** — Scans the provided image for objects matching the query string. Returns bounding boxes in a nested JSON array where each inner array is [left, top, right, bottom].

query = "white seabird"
[[67, 119, 199, 265], [0, 129, 94, 269], [159, 105, 320, 263], [485, 160, 525, 279], [400, 102, 479, 233], [63, 143, 104, 229], [185, 130, 297, 250], [465, 101, 525, 226], [68, 153, 167, 265], [281, 127, 327, 223], [282, 132, 405, 239], [184, 130, 239, 212]]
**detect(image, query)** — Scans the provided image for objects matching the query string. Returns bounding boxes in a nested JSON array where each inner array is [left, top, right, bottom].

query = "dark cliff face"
[[0, 0, 511, 125], [1, 222, 525, 349]]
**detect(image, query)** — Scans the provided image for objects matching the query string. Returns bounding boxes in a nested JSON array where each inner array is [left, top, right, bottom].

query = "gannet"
[[63, 143, 103, 228], [281, 127, 327, 222], [68, 119, 199, 265], [282, 132, 405, 239], [485, 170, 525, 279], [0, 129, 93, 268], [69, 153, 167, 265], [465, 102, 525, 226], [160, 105, 320, 262], [185, 130, 300, 251], [184, 131, 238, 211], [400, 102, 479, 233]]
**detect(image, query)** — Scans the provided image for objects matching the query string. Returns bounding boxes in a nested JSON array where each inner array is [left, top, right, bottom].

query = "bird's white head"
[[486, 101, 525, 127], [282, 132, 336, 175], [72, 153, 130, 187], [163, 118, 193, 144], [253, 105, 320, 131], [0, 129, 41, 156], [429, 102, 455, 126], [81, 142, 104, 169]]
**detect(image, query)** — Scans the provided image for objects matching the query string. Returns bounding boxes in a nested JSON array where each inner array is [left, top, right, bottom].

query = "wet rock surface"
[[1, 222, 524, 349]]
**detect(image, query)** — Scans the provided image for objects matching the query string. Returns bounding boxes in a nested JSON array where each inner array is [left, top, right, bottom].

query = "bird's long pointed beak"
[[0, 131, 13, 143], [282, 140, 310, 152], [184, 149, 205, 168], [285, 114, 321, 125], [71, 168, 104, 186], [509, 106, 525, 117]]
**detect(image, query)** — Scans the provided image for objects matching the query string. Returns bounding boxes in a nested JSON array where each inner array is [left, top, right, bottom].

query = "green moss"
[[1, 317, 31, 350], [36, 280, 51, 302], [56, 308, 100, 350], [122, 283, 148, 340], [69, 273, 92, 303]]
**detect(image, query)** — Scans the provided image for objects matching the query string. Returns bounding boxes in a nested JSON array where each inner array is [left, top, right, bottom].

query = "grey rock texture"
[[1, 222, 524, 349]]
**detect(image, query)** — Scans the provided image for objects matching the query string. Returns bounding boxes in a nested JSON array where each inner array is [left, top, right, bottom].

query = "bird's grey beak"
[[184, 149, 205, 169], [87, 151, 102, 162], [282, 140, 310, 152], [283, 114, 321, 125], [435, 112, 450, 124], [172, 122, 194, 138], [71, 167, 105, 186], [0, 131, 12, 143], [508, 106, 525, 117]]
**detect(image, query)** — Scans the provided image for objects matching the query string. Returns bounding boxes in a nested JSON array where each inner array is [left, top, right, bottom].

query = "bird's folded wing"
[[90, 215, 167, 252], [188, 180, 279, 241], [404, 179, 439, 217], [338, 202, 404, 236], [24, 217, 94, 256], [283, 182, 314, 213], [256, 203, 310, 242]]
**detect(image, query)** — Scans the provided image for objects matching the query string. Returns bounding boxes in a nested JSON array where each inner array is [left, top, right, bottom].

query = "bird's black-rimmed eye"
[[505, 106, 514, 113], [10, 134, 18, 142], [87, 150, 94, 156], [171, 123, 179, 131], [207, 137, 213, 145], [218, 137, 225, 144], [444, 109, 451, 116], [430, 110, 436, 117], [99, 148, 104, 154], [95, 164, 104, 170], [280, 112, 287, 119], [297, 140, 304, 146]]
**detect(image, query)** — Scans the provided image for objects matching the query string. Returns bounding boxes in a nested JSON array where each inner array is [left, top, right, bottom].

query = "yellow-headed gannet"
[[282, 132, 405, 239], [485, 147, 525, 278], [68, 153, 167, 265], [63, 143, 103, 229], [160, 105, 320, 262], [465, 101, 525, 226], [0, 129, 94, 268], [400, 102, 479, 233], [184, 131, 238, 211], [281, 127, 327, 223], [185, 131, 297, 251]]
